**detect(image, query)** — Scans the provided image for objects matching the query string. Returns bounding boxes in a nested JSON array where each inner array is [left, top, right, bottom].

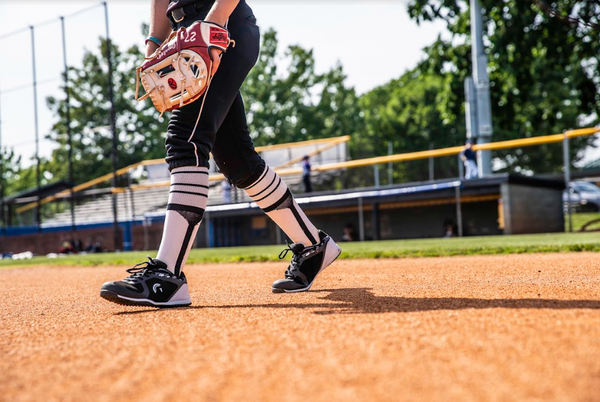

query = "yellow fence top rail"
[[132, 135, 352, 168], [116, 126, 600, 193], [15, 135, 351, 213]]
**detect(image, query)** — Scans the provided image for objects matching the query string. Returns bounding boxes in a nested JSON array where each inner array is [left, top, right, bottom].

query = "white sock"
[[156, 166, 209, 275], [244, 165, 319, 246]]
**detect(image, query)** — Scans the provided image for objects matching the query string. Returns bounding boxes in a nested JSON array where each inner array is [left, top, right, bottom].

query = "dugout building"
[[0, 171, 565, 255]]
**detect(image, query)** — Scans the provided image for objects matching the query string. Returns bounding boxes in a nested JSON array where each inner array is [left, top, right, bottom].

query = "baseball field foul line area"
[[2, 253, 599, 402]]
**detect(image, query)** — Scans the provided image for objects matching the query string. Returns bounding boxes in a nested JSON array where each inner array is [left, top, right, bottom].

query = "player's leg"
[[100, 1, 260, 307], [212, 95, 342, 293], [155, 2, 260, 271], [465, 160, 477, 179]]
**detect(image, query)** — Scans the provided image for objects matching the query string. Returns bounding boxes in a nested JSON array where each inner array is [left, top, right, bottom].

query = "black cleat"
[[272, 231, 342, 293], [100, 257, 191, 308]]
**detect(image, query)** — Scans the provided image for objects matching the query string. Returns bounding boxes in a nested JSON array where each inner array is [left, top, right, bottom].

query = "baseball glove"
[[135, 21, 234, 116]]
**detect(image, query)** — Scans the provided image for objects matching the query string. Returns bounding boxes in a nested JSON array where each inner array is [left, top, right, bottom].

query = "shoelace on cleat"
[[124, 257, 170, 281], [278, 245, 295, 260], [279, 244, 316, 279]]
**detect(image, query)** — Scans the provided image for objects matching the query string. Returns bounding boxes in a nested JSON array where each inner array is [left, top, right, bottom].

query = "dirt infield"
[[2, 253, 600, 402]]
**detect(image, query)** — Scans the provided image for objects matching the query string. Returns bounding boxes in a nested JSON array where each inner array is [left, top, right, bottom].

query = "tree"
[[0, 147, 24, 196], [242, 29, 362, 146], [357, 68, 464, 184], [407, 0, 600, 173], [46, 36, 169, 186], [0, 148, 56, 226]]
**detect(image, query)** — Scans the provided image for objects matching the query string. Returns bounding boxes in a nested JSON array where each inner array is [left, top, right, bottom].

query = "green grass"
[[2, 232, 600, 269], [569, 212, 600, 232]]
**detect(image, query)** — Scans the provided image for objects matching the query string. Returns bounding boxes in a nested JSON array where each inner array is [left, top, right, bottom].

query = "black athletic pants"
[[165, 0, 264, 188]]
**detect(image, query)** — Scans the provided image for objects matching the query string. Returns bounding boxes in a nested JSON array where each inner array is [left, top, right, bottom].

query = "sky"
[[0, 0, 446, 167]]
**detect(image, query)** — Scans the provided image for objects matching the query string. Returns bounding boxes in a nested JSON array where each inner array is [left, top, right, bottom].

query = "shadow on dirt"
[[114, 288, 600, 316]]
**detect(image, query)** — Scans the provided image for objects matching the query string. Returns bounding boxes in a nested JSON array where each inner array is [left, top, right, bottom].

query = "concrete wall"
[[501, 183, 564, 234]]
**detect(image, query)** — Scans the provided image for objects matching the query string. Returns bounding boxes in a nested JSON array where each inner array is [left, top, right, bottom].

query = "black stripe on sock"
[[262, 189, 291, 213], [169, 190, 208, 197], [171, 183, 209, 189], [249, 171, 278, 198], [173, 223, 196, 277], [290, 201, 317, 245], [254, 177, 283, 203], [244, 167, 269, 191], [171, 170, 209, 175], [167, 203, 206, 215]]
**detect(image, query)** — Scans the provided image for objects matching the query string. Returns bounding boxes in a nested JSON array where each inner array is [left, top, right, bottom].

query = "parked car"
[[563, 181, 600, 212]]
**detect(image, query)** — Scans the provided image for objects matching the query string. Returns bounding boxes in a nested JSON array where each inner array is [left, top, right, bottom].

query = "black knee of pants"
[[165, 0, 260, 175], [211, 94, 264, 188]]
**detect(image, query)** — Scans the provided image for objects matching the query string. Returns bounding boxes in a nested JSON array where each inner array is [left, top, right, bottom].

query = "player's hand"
[[209, 48, 224, 76]]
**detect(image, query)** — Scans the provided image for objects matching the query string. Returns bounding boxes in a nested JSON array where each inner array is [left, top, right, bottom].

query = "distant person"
[[221, 179, 232, 204], [303, 155, 313, 193], [443, 219, 455, 238], [460, 139, 478, 180], [86, 240, 102, 253], [59, 240, 74, 254], [342, 224, 355, 242]]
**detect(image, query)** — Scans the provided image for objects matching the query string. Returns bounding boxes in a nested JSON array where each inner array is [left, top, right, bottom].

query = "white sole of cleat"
[[100, 284, 191, 308]]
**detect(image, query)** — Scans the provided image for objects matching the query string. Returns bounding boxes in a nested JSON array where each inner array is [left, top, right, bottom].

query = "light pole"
[[103, 2, 121, 250], [60, 16, 76, 235], [30, 26, 42, 231], [467, 0, 493, 177]]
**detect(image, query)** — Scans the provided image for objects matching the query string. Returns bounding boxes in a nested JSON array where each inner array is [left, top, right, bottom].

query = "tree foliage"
[[242, 29, 362, 146], [0, 147, 25, 196], [407, 0, 600, 173], [45, 37, 169, 186], [358, 69, 463, 182]]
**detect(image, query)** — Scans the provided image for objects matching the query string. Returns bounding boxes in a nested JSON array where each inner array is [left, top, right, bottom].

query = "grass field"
[[2, 232, 599, 269]]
